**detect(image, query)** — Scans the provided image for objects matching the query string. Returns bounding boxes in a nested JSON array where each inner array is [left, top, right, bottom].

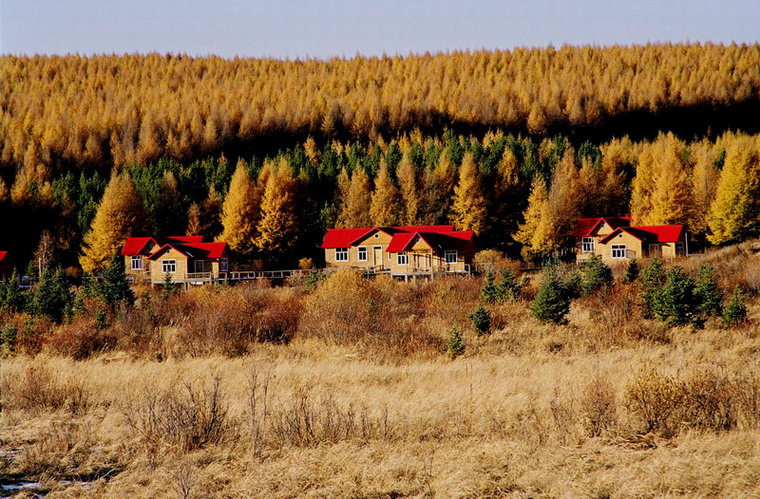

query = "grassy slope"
[[2, 244, 760, 497]]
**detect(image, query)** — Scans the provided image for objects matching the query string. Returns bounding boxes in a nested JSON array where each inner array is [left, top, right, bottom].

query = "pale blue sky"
[[2, 1, 758, 59]]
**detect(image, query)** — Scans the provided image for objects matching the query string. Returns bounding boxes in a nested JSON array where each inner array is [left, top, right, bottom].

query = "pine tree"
[[531, 266, 572, 324], [256, 158, 299, 258], [694, 264, 723, 318], [0, 271, 23, 312], [369, 158, 400, 226], [80, 173, 145, 274], [29, 268, 72, 323], [336, 167, 372, 228], [707, 135, 760, 244], [579, 254, 613, 296], [650, 266, 700, 327], [640, 259, 666, 318], [722, 286, 748, 326], [97, 256, 135, 310], [154, 170, 184, 235], [445, 326, 465, 359], [220, 160, 260, 256], [469, 305, 492, 336], [451, 152, 487, 234]]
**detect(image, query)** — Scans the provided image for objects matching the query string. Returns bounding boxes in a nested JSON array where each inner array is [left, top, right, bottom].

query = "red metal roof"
[[385, 230, 475, 253], [121, 236, 207, 256], [599, 225, 684, 244], [0, 251, 8, 263], [147, 242, 227, 260], [572, 217, 632, 237], [121, 237, 156, 256], [386, 232, 418, 253], [321, 228, 376, 248]]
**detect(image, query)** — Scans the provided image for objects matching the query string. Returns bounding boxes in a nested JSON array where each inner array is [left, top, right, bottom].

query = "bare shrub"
[[269, 390, 391, 447], [2, 363, 90, 415], [580, 374, 618, 437], [121, 375, 233, 453], [624, 367, 683, 436], [681, 369, 738, 432]]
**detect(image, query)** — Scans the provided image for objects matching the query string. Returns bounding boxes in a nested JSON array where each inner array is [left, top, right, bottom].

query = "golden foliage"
[[79, 173, 144, 273], [220, 161, 260, 255]]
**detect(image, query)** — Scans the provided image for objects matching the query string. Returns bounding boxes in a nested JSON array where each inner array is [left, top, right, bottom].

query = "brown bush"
[[44, 317, 118, 359], [121, 375, 233, 453], [1, 362, 90, 415], [580, 374, 618, 437]]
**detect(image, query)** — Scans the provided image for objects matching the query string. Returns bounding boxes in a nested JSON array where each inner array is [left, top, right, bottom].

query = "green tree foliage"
[[469, 306, 492, 336], [531, 267, 572, 324], [480, 271, 500, 304], [0, 270, 23, 312], [28, 268, 72, 323], [579, 255, 613, 296], [640, 259, 666, 318], [649, 267, 700, 327], [96, 256, 135, 310], [722, 286, 748, 327], [694, 265, 723, 318], [624, 259, 640, 284], [446, 326, 465, 359]]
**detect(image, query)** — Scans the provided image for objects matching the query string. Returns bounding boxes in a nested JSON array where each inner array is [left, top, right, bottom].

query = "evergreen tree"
[[498, 268, 526, 301], [694, 264, 723, 318], [480, 271, 500, 303], [445, 326, 465, 359], [80, 173, 145, 274], [469, 305, 492, 336], [640, 259, 666, 318], [0, 270, 23, 312], [722, 286, 748, 327], [624, 259, 640, 283], [531, 267, 572, 324], [451, 152, 487, 234], [29, 268, 72, 323], [369, 158, 400, 227], [579, 254, 613, 296], [650, 266, 700, 327], [220, 160, 260, 256], [97, 256, 135, 310]]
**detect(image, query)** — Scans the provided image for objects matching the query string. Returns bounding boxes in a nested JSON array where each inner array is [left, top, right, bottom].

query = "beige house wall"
[[324, 230, 394, 269], [148, 248, 189, 281], [125, 255, 151, 278], [597, 232, 644, 262]]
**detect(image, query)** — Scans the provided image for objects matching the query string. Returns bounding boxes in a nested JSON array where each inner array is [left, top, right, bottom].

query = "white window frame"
[[611, 244, 627, 259], [131, 255, 143, 270], [220, 257, 228, 272], [335, 248, 349, 262], [397, 252, 408, 266], [581, 237, 595, 253], [357, 246, 368, 262], [162, 259, 177, 273], [444, 250, 458, 264]]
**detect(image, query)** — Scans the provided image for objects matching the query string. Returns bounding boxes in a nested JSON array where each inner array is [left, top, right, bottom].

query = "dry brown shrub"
[[1, 362, 90, 415], [580, 374, 618, 437], [121, 374, 234, 453], [269, 390, 391, 447], [44, 317, 118, 359]]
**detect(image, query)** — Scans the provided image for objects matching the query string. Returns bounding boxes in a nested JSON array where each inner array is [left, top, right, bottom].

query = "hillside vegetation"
[[1, 245, 760, 496]]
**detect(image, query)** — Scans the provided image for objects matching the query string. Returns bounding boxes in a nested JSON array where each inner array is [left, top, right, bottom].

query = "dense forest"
[[1, 44, 759, 272]]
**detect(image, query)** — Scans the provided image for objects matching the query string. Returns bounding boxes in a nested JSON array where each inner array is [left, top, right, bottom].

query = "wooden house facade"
[[322, 225, 475, 278], [122, 236, 229, 284], [572, 217, 688, 262]]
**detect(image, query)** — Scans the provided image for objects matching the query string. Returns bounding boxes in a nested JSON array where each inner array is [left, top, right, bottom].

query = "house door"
[[194, 260, 205, 272], [373, 246, 383, 268]]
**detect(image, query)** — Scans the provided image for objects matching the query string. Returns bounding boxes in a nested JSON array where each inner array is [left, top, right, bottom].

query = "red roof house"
[[573, 218, 688, 262], [322, 225, 475, 276]]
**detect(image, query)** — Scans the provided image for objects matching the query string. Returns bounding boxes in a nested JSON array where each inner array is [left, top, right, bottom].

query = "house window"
[[335, 248, 349, 262], [581, 237, 595, 253], [358, 246, 368, 261], [162, 259, 177, 273], [220, 258, 228, 272], [131, 255, 143, 270], [444, 250, 458, 264], [611, 245, 627, 259], [397, 252, 408, 266]]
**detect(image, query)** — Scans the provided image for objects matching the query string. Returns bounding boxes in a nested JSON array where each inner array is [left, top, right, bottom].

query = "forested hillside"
[[1, 44, 759, 271]]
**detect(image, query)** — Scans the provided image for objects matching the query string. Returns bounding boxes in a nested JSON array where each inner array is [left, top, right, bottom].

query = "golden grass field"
[[2, 247, 760, 497]]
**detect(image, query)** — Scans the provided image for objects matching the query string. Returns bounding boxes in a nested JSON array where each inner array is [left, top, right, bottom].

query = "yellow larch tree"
[[369, 158, 400, 227], [690, 140, 721, 234], [707, 135, 760, 244], [336, 167, 372, 228], [220, 160, 260, 256], [451, 152, 487, 234], [80, 173, 145, 273], [515, 178, 555, 257], [256, 158, 299, 256], [396, 152, 420, 225]]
